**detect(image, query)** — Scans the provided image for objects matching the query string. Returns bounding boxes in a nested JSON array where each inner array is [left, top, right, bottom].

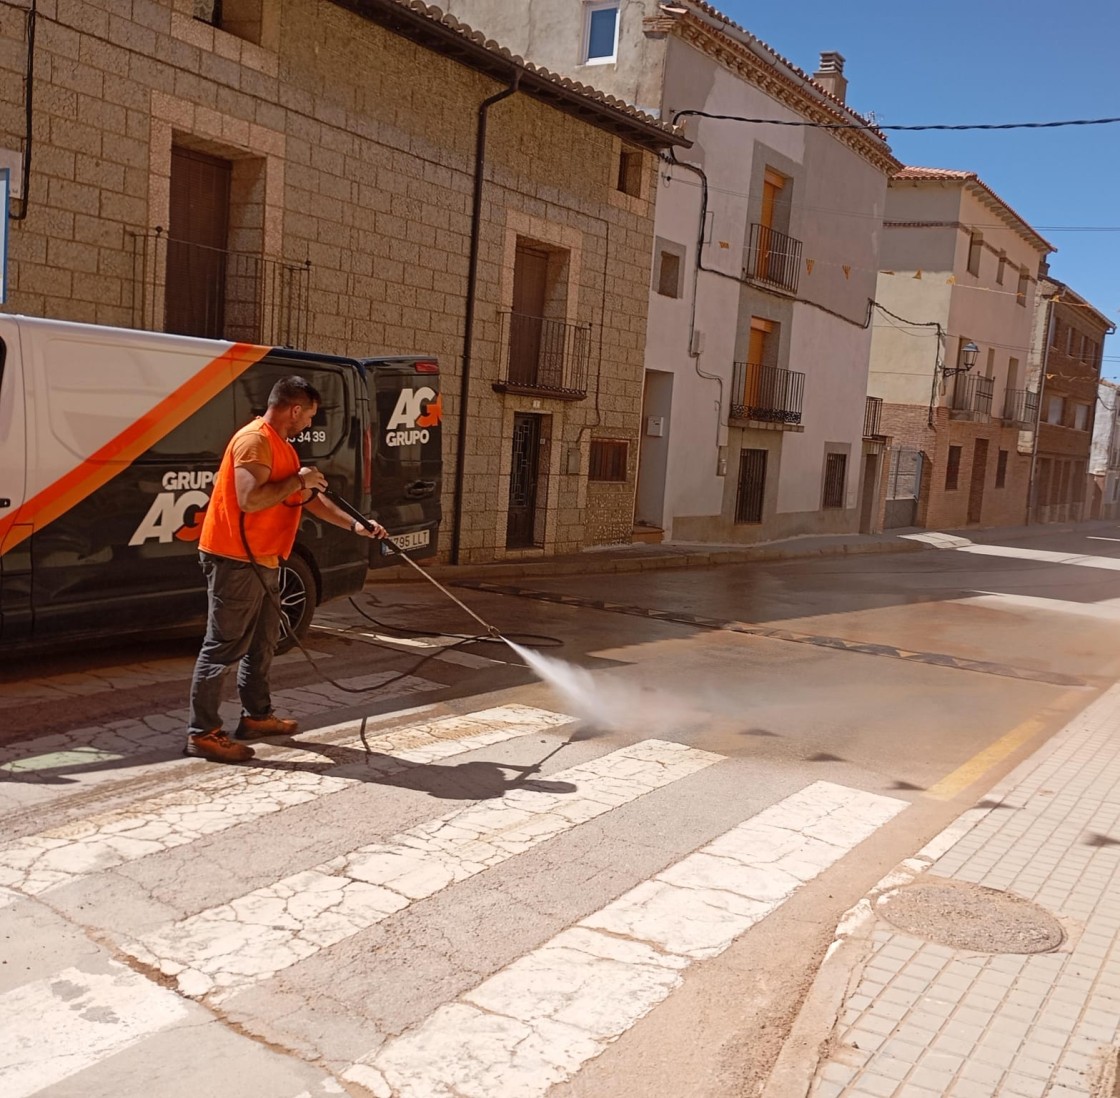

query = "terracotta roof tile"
[[678, 0, 882, 132], [361, 0, 686, 145], [891, 166, 1054, 253]]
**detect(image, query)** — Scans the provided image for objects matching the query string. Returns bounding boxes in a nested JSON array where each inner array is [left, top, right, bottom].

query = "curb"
[[364, 534, 929, 586], [760, 805, 999, 1098]]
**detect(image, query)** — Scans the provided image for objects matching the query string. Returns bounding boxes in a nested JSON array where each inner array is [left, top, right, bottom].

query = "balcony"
[[743, 223, 802, 294], [493, 311, 590, 400], [863, 396, 886, 440], [730, 361, 804, 426], [950, 373, 994, 418], [132, 230, 310, 347], [1003, 388, 1039, 427]]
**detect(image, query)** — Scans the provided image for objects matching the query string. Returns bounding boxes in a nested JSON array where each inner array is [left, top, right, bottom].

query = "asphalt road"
[[2, 525, 1118, 1097]]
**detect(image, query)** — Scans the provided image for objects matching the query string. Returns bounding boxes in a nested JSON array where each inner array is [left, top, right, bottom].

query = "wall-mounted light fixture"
[[943, 340, 979, 379]]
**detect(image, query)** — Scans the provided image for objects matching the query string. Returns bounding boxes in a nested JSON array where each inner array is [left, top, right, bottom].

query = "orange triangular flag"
[[946, 275, 956, 284], [806, 258, 815, 274], [842, 265, 851, 280], [913, 269, 922, 280]]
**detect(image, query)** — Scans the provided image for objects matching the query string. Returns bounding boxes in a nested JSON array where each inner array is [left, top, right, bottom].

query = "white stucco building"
[[444, 0, 899, 542], [1090, 380, 1120, 519]]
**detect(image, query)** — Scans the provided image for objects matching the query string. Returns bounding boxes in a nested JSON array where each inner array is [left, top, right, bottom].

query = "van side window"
[[44, 336, 233, 461], [233, 361, 349, 459]]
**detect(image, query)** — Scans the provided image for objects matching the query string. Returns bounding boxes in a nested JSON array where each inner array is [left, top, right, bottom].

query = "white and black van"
[[0, 315, 442, 650]]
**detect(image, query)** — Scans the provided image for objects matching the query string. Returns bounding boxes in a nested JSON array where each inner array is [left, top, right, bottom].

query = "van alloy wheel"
[[277, 554, 316, 652]]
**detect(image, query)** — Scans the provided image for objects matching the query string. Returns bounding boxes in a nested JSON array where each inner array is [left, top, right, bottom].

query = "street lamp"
[[943, 340, 979, 379]]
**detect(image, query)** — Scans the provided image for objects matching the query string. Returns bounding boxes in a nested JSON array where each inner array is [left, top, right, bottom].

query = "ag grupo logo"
[[129, 470, 214, 546], [385, 387, 441, 447]]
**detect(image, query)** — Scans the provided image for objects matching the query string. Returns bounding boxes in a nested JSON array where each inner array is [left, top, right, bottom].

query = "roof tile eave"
[[891, 166, 1054, 254], [333, 0, 688, 147], [679, 0, 887, 137]]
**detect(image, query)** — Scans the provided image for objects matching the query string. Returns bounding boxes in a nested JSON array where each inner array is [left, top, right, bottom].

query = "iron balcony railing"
[[951, 373, 994, 416], [863, 395, 885, 438], [494, 311, 591, 400], [730, 361, 804, 425], [743, 223, 802, 294], [131, 230, 311, 347], [1003, 388, 1040, 427]]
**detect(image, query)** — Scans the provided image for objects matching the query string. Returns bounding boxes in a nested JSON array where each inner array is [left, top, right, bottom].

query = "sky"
[[717, 0, 1120, 378]]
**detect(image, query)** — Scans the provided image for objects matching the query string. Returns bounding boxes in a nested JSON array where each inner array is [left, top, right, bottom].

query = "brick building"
[[1026, 277, 1113, 524], [0, 0, 684, 563], [868, 168, 1053, 531]]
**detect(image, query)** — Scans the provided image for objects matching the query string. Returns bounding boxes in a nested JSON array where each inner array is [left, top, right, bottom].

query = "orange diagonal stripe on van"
[[0, 342, 271, 557]]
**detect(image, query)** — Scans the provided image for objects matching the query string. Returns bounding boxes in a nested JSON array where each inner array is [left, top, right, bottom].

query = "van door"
[[0, 320, 32, 642], [232, 352, 371, 605], [26, 323, 256, 643], [364, 357, 442, 566]]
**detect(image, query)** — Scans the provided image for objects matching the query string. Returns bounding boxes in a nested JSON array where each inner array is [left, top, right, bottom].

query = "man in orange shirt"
[[186, 376, 387, 763]]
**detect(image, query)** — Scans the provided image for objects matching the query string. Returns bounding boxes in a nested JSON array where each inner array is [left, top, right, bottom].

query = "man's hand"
[[354, 517, 388, 540], [298, 465, 327, 493]]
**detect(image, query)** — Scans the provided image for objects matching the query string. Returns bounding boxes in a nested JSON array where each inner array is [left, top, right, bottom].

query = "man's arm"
[[234, 462, 325, 512], [303, 493, 388, 539]]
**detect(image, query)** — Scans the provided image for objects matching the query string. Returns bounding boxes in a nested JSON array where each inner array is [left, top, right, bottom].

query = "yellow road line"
[[924, 689, 1089, 801]]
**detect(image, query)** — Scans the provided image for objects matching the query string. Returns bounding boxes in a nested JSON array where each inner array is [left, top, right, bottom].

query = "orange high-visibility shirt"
[[200, 418, 302, 568]]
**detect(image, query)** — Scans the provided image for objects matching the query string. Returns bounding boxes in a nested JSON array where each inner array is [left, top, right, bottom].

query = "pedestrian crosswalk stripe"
[[0, 963, 191, 1098], [0, 705, 575, 900], [123, 739, 723, 1002], [345, 781, 906, 1098]]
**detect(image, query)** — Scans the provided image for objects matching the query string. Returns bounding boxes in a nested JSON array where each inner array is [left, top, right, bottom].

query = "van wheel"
[[277, 554, 316, 652]]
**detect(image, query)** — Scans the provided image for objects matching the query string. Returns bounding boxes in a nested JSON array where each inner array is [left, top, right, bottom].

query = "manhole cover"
[[878, 879, 1064, 953]]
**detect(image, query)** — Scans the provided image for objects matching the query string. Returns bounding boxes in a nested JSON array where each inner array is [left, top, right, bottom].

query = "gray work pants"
[[187, 553, 281, 735]]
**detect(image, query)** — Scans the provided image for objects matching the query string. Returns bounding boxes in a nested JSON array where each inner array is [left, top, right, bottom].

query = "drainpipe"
[[450, 72, 521, 566], [11, 0, 36, 221], [1025, 294, 1056, 526]]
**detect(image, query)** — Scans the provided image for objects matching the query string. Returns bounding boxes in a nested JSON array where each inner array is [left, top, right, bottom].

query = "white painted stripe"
[[899, 532, 972, 549], [124, 739, 722, 1002], [0, 964, 191, 1098], [966, 590, 1120, 621], [1087, 536, 1120, 542], [955, 543, 1120, 571], [0, 705, 574, 899], [346, 782, 906, 1098]]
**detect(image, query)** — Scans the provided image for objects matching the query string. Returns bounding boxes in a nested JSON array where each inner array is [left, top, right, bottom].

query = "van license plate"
[[387, 530, 430, 553]]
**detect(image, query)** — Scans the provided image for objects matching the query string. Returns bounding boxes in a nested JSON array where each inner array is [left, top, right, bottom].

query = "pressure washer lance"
[[322, 488, 504, 641]]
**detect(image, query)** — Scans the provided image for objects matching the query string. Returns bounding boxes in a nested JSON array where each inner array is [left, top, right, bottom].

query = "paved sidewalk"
[[766, 682, 1120, 1098]]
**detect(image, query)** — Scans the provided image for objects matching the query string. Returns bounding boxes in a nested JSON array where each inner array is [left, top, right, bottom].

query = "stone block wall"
[[0, 0, 659, 563]]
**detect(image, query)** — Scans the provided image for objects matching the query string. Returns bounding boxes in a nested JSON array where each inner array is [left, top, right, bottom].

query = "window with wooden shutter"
[[589, 439, 628, 482]]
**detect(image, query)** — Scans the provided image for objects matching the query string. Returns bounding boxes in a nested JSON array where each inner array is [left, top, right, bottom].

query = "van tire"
[[277, 553, 317, 652]]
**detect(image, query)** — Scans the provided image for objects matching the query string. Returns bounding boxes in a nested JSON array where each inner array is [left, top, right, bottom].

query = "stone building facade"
[[444, 0, 900, 545], [869, 168, 1053, 531], [0, 0, 683, 563]]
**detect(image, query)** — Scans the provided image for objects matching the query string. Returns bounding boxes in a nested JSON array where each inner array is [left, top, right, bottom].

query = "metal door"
[[506, 413, 545, 548]]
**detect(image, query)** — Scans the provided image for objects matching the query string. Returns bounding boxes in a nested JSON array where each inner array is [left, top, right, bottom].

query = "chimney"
[[813, 51, 847, 103]]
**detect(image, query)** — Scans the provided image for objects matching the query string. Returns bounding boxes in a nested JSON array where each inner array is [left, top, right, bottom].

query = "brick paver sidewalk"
[[772, 682, 1120, 1098]]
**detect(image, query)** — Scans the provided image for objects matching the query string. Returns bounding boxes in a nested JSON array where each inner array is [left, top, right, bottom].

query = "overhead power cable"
[[672, 109, 1120, 132]]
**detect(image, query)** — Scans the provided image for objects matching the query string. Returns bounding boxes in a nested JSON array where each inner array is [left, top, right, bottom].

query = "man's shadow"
[[246, 730, 580, 801]]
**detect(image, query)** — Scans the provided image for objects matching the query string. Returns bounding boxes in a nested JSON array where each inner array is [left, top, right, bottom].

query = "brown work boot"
[[184, 729, 255, 763], [235, 711, 299, 740]]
